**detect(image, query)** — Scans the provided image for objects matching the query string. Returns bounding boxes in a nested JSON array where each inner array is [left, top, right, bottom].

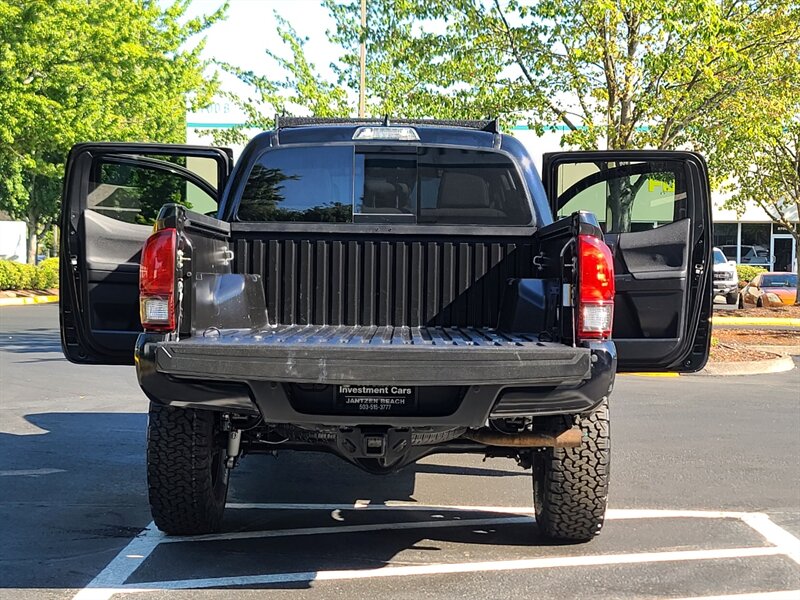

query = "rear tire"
[[532, 398, 610, 542], [147, 403, 229, 535]]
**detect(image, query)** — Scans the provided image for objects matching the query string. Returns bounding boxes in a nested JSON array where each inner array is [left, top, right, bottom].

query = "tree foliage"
[[722, 113, 800, 302], [0, 0, 226, 263], [222, 0, 800, 236], [209, 12, 349, 146], [325, 0, 800, 152]]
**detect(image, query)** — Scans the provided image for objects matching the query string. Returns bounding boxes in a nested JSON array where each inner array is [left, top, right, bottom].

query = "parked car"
[[713, 247, 739, 304], [720, 244, 772, 267], [739, 272, 798, 307], [58, 119, 713, 542]]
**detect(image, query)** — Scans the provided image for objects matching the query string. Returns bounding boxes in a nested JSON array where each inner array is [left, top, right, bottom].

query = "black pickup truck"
[[59, 118, 712, 541]]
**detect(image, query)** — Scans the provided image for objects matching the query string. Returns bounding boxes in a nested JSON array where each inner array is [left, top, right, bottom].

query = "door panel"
[[60, 143, 232, 365], [543, 151, 712, 372]]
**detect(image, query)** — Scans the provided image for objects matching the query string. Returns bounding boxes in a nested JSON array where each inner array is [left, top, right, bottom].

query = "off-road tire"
[[147, 403, 229, 535], [532, 398, 610, 542], [726, 292, 738, 305]]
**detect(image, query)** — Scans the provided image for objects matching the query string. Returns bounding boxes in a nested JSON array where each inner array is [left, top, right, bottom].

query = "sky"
[[183, 0, 342, 126]]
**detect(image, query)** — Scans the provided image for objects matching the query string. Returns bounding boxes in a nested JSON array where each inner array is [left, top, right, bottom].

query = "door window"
[[87, 156, 218, 225], [555, 160, 687, 233]]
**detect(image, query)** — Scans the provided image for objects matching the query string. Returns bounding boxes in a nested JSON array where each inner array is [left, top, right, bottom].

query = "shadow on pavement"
[[0, 327, 63, 354], [0, 412, 543, 593]]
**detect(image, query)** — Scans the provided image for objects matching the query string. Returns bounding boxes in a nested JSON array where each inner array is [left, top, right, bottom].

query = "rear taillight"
[[577, 234, 615, 340], [139, 228, 177, 331]]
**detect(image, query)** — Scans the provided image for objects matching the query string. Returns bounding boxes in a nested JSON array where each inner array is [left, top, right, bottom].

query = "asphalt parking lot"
[[1, 304, 799, 600]]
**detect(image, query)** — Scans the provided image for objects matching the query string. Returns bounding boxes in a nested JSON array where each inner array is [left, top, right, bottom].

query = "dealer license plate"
[[336, 385, 417, 414]]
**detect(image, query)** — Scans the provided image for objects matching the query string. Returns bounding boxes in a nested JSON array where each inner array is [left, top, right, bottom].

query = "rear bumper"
[[135, 329, 616, 428]]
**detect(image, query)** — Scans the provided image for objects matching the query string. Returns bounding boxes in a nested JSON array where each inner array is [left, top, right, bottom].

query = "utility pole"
[[359, 0, 366, 118]]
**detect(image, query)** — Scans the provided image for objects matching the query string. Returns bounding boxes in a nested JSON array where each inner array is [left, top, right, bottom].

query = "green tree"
[[224, 1, 799, 233], [0, 0, 227, 264], [208, 12, 349, 146], [722, 115, 800, 304], [328, 0, 800, 229]]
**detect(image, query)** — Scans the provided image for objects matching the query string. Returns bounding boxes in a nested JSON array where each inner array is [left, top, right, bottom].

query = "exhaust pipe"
[[464, 427, 583, 448]]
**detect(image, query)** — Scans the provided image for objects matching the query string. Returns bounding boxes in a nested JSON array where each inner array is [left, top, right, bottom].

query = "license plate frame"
[[335, 385, 418, 415]]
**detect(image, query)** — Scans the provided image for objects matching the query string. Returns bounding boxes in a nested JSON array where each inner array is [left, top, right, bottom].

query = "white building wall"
[[0, 221, 27, 263]]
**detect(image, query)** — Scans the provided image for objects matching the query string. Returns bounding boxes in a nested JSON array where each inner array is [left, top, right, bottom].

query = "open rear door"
[[60, 143, 232, 365], [543, 151, 712, 372]]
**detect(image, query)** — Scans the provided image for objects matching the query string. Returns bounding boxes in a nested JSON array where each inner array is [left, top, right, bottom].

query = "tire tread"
[[533, 400, 610, 541], [146, 404, 227, 535]]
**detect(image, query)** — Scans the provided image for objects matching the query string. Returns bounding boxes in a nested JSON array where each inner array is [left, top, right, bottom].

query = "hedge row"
[[736, 264, 767, 287], [0, 258, 59, 290]]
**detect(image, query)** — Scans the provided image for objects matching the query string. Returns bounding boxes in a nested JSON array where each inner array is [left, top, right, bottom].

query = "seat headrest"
[[438, 172, 490, 208]]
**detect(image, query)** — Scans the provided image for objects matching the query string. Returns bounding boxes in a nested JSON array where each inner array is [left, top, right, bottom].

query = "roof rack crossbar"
[[274, 116, 500, 133]]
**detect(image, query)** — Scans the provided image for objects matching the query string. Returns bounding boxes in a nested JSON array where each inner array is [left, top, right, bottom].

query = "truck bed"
[[153, 325, 592, 386]]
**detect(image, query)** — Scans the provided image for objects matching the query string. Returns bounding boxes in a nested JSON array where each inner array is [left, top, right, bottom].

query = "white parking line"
[[0, 468, 65, 477], [108, 546, 788, 591], [72, 506, 800, 600], [161, 515, 536, 544], [674, 592, 800, 600]]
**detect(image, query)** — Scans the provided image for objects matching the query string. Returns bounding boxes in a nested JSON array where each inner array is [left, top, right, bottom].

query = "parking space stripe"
[[740, 513, 800, 564], [160, 515, 536, 544], [72, 524, 163, 600], [115, 546, 786, 591], [227, 503, 755, 521], [71, 507, 800, 600], [673, 592, 800, 600]]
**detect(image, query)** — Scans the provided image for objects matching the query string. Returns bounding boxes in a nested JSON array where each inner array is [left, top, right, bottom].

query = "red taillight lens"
[[139, 228, 177, 331], [577, 234, 615, 340]]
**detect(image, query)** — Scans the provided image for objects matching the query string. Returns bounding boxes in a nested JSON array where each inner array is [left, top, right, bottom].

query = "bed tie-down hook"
[[532, 253, 550, 271]]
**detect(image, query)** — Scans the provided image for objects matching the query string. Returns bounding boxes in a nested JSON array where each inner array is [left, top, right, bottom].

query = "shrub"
[[0, 260, 21, 290], [736, 265, 767, 288], [0, 258, 60, 290], [35, 257, 59, 289], [14, 262, 37, 289]]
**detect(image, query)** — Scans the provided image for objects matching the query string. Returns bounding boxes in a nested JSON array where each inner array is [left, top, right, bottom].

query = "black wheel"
[[756, 297, 763, 307], [147, 403, 229, 535], [532, 398, 610, 542], [738, 294, 744, 309], [726, 292, 738, 305]]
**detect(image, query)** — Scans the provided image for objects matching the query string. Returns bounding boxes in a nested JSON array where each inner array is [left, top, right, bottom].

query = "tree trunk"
[[26, 228, 38, 265]]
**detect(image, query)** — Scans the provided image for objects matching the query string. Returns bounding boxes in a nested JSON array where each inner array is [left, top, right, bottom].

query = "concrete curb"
[[0, 295, 59, 307], [695, 354, 796, 377], [750, 344, 800, 356], [712, 316, 800, 327]]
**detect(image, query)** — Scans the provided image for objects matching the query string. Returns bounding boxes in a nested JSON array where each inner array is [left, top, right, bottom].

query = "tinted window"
[[416, 147, 530, 225], [761, 275, 797, 287], [238, 146, 354, 222], [556, 160, 686, 233], [237, 145, 531, 225], [355, 148, 417, 217], [88, 157, 216, 225], [713, 249, 727, 264]]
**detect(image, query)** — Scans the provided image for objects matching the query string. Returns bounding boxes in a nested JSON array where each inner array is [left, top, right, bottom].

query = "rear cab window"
[[236, 144, 532, 225]]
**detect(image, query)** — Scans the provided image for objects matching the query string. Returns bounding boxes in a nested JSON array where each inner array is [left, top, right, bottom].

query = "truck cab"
[[59, 118, 712, 541]]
